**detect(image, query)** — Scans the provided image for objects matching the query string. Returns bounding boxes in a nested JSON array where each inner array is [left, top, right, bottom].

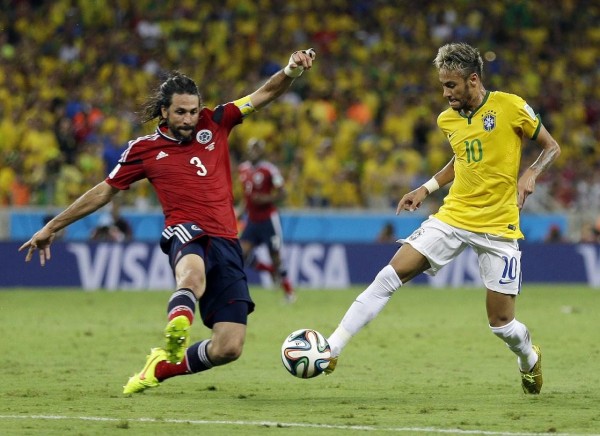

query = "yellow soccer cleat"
[[521, 345, 543, 394], [164, 315, 191, 364], [324, 356, 338, 375], [123, 348, 167, 394]]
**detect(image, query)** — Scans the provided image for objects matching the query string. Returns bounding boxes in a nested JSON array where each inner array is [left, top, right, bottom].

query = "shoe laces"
[[521, 373, 536, 384]]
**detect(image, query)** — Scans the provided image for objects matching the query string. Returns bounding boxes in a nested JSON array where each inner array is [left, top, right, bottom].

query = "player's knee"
[[222, 343, 244, 362], [211, 340, 244, 364], [488, 314, 512, 327]]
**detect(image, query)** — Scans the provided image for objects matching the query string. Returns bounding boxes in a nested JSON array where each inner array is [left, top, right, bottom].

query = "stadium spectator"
[[19, 48, 316, 394], [302, 138, 338, 207], [331, 162, 362, 208], [360, 138, 396, 209], [376, 221, 396, 243], [90, 213, 127, 242], [54, 113, 78, 166], [544, 224, 565, 243], [100, 122, 128, 176], [1, 1, 599, 236], [325, 43, 561, 396], [237, 138, 296, 303], [20, 113, 61, 205], [90, 203, 132, 242]]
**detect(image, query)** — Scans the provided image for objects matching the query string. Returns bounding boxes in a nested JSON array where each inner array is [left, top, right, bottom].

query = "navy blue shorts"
[[160, 223, 255, 328], [240, 217, 282, 252]]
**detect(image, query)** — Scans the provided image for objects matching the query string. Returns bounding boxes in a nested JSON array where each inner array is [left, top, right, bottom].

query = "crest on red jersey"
[[196, 129, 213, 144]]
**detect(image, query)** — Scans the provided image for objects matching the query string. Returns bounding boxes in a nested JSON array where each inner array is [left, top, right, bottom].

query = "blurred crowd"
[[0, 0, 599, 238]]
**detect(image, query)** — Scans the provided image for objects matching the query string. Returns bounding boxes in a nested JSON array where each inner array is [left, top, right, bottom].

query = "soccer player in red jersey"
[[238, 138, 296, 303], [19, 48, 316, 394]]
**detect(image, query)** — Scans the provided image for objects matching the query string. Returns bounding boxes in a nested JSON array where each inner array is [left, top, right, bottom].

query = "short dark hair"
[[433, 43, 483, 80], [140, 71, 201, 123]]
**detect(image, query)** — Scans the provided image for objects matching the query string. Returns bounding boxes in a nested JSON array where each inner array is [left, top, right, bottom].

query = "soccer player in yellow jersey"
[[325, 43, 561, 394]]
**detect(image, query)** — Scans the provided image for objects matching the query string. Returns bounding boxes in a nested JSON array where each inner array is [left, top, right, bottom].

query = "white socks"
[[328, 266, 538, 374], [491, 318, 538, 372], [328, 265, 402, 357]]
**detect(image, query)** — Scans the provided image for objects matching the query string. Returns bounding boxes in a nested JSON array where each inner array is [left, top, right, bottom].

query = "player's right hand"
[[396, 187, 428, 214], [18, 229, 56, 266]]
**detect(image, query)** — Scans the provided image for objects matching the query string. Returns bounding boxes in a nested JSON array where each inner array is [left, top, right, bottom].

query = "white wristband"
[[422, 177, 439, 194], [284, 48, 315, 78], [284, 64, 303, 78]]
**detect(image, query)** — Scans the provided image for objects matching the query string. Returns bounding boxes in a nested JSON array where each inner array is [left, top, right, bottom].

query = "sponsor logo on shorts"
[[408, 228, 424, 241]]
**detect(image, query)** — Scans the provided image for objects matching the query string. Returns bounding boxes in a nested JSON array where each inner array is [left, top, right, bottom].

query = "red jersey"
[[106, 103, 243, 238], [238, 160, 284, 222]]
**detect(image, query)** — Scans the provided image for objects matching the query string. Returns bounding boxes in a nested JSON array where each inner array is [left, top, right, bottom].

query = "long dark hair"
[[140, 71, 201, 123]]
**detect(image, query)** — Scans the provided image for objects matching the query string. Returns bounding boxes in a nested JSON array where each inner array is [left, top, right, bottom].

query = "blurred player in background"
[[325, 43, 561, 395], [19, 48, 316, 394], [238, 137, 296, 303]]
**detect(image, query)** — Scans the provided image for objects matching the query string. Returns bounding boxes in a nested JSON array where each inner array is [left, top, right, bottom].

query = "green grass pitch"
[[1, 285, 599, 435]]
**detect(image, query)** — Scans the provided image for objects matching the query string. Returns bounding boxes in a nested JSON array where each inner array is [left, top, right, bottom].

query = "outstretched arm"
[[517, 125, 561, 209], [396, 157, 455, 214], [19, 181, 119, 265], [249, 49, 316, 110]]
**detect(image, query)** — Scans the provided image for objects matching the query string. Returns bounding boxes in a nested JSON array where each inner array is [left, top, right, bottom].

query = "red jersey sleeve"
[[211, 102, 244, 132], [105, 137, 149, 190]]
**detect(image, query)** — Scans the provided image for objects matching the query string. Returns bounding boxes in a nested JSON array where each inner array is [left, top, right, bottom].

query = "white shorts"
[[400, 217, 522, 295]]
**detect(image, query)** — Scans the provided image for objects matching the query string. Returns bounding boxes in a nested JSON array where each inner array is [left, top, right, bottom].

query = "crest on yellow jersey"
[[482, 110, 496, 132]]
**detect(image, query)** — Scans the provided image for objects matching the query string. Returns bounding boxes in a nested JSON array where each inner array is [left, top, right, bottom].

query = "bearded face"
[[162, 94, 200, 141]]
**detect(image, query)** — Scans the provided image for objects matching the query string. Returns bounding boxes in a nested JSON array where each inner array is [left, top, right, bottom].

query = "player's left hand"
[[18, 228, 56, 266], [517, 170, 536, 210]]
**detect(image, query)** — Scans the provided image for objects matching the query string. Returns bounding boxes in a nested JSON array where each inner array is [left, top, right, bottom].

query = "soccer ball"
[[281, 328, 331, 378]]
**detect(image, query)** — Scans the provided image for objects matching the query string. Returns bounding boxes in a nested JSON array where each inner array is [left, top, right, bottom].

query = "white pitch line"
[[0, 415, 598, 436]]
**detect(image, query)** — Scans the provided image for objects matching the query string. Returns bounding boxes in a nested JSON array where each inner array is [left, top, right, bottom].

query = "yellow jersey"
[[434, 91, 541, 239]]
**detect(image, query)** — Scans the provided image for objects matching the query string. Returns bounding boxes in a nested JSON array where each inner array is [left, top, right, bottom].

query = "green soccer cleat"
[[123, 347, 167, 394], [521, 345, 543, 394], [164, 315, 191, 363], [324, 356, 338, 375]]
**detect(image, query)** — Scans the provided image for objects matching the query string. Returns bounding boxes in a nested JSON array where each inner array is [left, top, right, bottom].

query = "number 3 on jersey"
[[190, 157, 207, 176]]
